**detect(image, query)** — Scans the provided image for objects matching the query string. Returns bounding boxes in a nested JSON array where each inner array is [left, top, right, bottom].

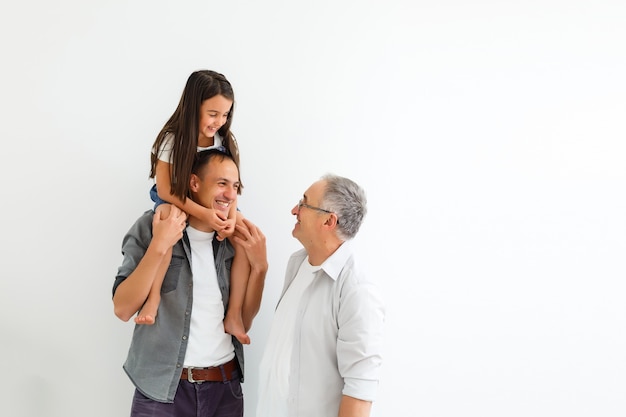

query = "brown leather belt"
[[181, 358, 238, 383]]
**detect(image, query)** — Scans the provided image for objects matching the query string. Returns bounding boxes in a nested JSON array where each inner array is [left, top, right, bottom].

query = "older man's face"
[[291, 180, 331, 244]]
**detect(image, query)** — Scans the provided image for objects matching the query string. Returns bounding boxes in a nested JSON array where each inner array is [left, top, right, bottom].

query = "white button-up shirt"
[[257, 241, 385, 417]]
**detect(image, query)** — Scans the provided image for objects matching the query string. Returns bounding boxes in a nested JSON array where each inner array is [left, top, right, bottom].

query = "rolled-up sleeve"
[[112, 211, 153, 297], [337, 279, 386, 401]]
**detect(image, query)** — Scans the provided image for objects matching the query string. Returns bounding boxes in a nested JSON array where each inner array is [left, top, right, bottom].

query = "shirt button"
[[182, 336, 187, 340]]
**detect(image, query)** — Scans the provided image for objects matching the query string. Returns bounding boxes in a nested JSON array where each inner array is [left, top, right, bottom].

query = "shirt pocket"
[[161, 255, 184, 293]]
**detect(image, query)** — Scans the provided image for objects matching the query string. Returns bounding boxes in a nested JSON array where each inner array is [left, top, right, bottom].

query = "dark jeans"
[[130, 375, 243, 417]]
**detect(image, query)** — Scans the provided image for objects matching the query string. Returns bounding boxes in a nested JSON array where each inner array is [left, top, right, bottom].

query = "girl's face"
[[198, 95, 233, 146]]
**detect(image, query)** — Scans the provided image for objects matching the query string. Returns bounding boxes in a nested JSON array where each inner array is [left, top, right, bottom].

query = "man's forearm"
[[338, 395, 372, 417], [113, 243, 170, 321]]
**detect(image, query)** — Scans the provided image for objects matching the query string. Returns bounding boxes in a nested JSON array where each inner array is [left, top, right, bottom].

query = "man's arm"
[[232, 218, 268, 331], [337, 276, 385, 417], [338, 395, 372, 417], [113, 206, 187, 321]]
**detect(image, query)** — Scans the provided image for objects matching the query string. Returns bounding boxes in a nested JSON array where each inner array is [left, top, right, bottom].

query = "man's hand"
[[152, 205, 187, 253], [232, 218, 268, 272]]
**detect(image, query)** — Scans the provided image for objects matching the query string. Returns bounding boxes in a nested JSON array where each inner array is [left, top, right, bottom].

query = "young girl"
[[136, 70, 252, 345]]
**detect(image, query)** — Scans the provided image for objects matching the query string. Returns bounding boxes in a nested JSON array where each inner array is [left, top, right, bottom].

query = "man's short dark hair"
[[192, 149, 236, 178]]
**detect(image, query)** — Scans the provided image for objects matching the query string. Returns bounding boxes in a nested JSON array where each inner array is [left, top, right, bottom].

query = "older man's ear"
[[324, 213, 339, 229]]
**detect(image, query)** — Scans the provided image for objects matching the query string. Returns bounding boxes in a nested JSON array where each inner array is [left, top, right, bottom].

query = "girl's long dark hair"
[[150, 70, 241, 202]]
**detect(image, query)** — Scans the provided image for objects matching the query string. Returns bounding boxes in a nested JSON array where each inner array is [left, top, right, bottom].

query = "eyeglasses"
[[297, 199, 333, 214]]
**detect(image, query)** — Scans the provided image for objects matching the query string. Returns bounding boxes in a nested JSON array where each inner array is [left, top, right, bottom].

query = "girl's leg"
[[223, 245, 251, 344], [135, 248, 171, 325], [135, 204, 172, 325]]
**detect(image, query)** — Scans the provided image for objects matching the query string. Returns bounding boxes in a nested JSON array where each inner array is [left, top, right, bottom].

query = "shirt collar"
[[319, 240, 353, 281]]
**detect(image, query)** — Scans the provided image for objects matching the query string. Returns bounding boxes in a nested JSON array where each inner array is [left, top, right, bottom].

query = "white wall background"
[[1, 1, 625, 416]]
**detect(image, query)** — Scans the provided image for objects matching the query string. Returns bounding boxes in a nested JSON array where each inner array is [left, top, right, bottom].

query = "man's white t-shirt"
[[183, 225, 234, 367]]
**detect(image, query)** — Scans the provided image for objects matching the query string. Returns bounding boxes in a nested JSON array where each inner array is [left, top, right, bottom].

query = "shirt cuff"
[[342, 377, 379, 402]]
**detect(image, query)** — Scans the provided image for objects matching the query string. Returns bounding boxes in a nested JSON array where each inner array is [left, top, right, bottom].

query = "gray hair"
[[320, 174, 367, 241]]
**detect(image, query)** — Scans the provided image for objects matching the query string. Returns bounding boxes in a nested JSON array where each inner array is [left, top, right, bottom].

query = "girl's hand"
[[216, 218, 236, 241], [200, 207, 224, 229], [200, 207, 234, 240]]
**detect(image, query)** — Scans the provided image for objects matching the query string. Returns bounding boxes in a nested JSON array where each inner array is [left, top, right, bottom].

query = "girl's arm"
[[228, 197, 238, 221], [218, 198, 239, 240], [155, 160, 228, 231]]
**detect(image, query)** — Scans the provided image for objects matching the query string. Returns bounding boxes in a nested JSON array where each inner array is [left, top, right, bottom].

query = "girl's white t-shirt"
[[156, 132, 223, 163]]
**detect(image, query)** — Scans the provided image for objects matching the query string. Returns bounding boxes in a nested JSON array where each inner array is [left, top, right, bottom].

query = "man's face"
[[192, 156, 240, 220], [291, 180, 330, 244]]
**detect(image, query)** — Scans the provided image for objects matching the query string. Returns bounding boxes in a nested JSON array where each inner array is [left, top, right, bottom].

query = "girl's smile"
[[198, 94, 233, 147]]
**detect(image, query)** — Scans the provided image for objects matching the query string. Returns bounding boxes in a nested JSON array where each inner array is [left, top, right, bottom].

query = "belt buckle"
[[187, 366, 203, 384]]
